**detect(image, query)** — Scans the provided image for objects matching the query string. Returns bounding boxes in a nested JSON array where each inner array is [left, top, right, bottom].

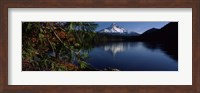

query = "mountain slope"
[[141, 28, 159, 35], [139, 22, 178, 60], [127, 31, 140, 36], [140, 22, 178, 42], [98, 23, 141, 36], [98, 23, 128, 34]]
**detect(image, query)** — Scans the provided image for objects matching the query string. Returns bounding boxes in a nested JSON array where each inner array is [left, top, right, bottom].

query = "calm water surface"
[[86, 42, 178, 71]]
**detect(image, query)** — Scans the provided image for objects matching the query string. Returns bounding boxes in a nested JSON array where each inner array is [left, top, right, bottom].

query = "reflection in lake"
[[86, 42, 178, 71], [104, 43, 126, 57]]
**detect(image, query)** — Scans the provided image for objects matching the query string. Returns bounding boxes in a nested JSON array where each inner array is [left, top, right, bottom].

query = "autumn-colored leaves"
[[22, 22, 97, 71]]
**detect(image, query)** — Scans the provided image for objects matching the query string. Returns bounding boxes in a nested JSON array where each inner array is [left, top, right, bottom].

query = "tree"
[[22, 22, 98, 71]]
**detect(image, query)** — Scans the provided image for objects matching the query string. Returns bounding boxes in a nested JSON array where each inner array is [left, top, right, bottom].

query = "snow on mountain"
[[98, 23, 128, 34]]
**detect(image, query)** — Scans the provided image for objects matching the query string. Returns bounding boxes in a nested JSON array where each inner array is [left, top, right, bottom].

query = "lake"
[[86, 42, 178, 71]]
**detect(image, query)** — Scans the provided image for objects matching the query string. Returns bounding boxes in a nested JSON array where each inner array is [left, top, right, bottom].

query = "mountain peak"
[[99, 23, 127, 34], [111, 23, 117, 27], [150, 28, 159, 30]]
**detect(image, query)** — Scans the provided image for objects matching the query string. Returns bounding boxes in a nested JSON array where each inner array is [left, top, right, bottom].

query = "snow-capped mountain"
[[98, 23, 128, 34], [98, 23, 140, 36]]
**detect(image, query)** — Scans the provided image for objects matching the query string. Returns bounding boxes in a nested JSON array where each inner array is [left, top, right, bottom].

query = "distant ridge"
[[140, 22, 178, 42]]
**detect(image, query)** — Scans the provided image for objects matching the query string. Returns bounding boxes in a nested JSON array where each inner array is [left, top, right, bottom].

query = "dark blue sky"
[[95, 22, 169, 34]]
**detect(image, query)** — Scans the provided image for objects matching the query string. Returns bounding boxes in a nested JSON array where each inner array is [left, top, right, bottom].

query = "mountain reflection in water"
[[104, 42, 126, 57], [86, 42, 178, 71]]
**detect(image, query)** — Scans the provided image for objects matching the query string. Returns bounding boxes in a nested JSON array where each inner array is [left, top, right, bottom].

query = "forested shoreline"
[[22, 22, 178, 71], [22, 22, 128, 71]]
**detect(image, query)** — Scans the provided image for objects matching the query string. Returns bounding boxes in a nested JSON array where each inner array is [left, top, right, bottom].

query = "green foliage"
[[22, 22, 98, 71], [82, 52, 88, 58], [78, 60, 88, 69]]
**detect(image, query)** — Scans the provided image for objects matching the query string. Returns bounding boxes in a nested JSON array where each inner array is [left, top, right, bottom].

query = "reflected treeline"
[[141, 42, 178, 61], [91, 41, 178, 61]]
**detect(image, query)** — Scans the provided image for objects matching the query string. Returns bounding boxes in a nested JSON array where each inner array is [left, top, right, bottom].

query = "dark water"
[[86, 42, 178, 71]]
